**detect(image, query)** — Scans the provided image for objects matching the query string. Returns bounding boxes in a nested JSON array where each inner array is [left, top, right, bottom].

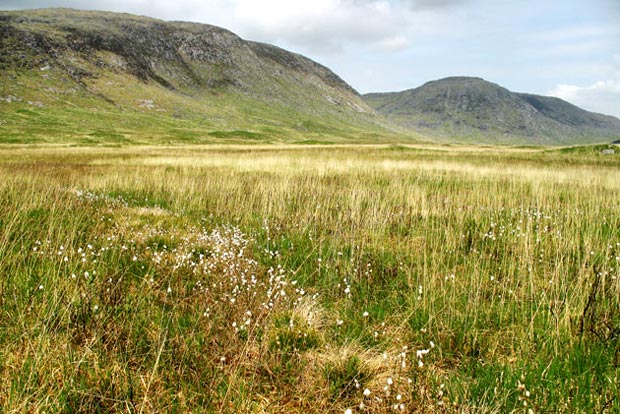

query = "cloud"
[[549, 80, 620, 118], [231, 0, 414, 53], [374, 35, 410, 52], [402, 0, 471, 9], [548, 53, 620, 118], [228, 0, 478, 54]]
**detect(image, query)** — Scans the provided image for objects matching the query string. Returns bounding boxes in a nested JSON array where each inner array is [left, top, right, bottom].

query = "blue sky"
[[1, 0, 619, 117]]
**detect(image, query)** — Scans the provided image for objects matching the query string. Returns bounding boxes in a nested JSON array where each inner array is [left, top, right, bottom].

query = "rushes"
[[0, 144, 619, 413]]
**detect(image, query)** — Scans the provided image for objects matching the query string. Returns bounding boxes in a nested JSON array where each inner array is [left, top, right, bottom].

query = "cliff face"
[[364, 77, 620, 145]]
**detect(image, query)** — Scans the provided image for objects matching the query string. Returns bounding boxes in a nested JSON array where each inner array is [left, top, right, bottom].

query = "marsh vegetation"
[[1, 144, 619, 413]]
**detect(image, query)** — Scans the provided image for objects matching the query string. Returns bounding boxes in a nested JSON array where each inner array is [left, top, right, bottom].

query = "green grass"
[[0, 144, 619, 413], [0, 79, 404, 145]]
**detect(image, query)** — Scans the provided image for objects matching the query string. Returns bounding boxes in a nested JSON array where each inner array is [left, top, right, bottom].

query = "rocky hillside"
[[364, 77, 620, 145], [0, 8, 397, 144]]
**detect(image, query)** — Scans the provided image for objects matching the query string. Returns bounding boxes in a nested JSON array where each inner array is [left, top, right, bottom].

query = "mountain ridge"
[[2, 9, 618, 146], [0, 8, 401, 144], [363, 77, 620, 145]]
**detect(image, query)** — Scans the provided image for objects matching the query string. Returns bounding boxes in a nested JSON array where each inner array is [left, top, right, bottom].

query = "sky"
[[1, 0, 619, 117]]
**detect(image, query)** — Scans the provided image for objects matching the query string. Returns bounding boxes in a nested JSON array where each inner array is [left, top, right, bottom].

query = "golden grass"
[[0, 144, 619, 413]]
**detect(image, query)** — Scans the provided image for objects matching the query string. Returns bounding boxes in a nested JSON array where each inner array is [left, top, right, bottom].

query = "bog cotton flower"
[[416, 349, 430, 358]]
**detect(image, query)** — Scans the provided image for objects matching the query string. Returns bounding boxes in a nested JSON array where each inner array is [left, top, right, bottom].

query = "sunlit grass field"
[[1, 144, 619, 413]]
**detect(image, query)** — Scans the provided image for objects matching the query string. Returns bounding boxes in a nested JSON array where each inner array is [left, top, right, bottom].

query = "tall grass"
[[1, 144, 619, 413]]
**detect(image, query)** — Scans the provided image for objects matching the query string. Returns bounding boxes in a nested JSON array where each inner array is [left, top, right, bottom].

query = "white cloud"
[[548, 53, 620, 118], [230, 0, 414, 53], [549, 80, 620, 118], [402, 0, 471, 9], [374, 35, 410, 51]]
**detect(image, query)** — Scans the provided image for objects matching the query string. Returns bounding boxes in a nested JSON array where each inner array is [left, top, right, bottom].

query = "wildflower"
[[363, 388, 371, 397], [363, 311, 369, 317], [416, 349, 430, 359], [387, 377, 393, 386], [344, 409, 353, 414]]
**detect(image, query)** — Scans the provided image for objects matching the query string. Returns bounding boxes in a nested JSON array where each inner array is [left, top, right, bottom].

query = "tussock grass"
[[0, 144, 619, 413]]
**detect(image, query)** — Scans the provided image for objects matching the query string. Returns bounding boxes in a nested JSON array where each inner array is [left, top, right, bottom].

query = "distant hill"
[[0, 8, 401, 144], [364, 77, 620, 145]]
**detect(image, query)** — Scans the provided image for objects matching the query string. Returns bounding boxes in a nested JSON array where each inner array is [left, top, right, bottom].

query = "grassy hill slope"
[[0, 8, 408, 144]]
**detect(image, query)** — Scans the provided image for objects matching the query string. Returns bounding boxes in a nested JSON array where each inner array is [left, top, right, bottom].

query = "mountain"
[[2, 10, 617, 146], [0, 8, 404, 144], [363, 77, 620, 145]]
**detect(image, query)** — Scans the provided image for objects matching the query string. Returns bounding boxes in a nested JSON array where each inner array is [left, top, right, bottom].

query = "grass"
[[0, 144, 619, 413], [0, 70, 405, 145]]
